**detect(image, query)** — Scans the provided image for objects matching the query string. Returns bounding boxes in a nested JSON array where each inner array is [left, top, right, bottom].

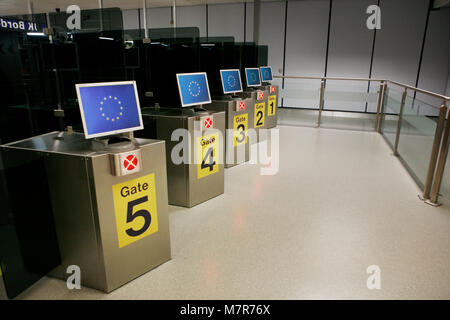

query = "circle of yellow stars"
[[249, 72, 257, 82], [227, 75, 236, 88], [264, 70, 270, 79], [188, 80, 201, 97], [99, 96, 124, 122]]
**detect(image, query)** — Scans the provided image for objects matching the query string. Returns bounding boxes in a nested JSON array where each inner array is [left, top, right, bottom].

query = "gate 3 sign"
[[0, 17, 46, 32]]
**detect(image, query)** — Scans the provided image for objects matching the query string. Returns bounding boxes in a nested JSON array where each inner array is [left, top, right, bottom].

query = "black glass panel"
[[0, 149, 60, 299]]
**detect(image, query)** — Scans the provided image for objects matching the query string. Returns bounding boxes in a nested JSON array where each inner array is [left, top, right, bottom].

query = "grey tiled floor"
[[2, 125, 450, 300]]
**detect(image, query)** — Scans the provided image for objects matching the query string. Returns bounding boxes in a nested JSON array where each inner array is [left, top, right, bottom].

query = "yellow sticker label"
[[197, 133, 220, 179], [233, 113, 248, 146], [268, 95, 277, 116], [254, 102, 266, 128], [112, 173, 159, 248]]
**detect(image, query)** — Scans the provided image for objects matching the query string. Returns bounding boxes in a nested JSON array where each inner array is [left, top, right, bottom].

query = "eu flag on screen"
[[260, 67, 273, 82], [78, 83, 142, 137], [177, 73, 211, 107], [220, 69, 243, 94], [245, 68, 261, 87]]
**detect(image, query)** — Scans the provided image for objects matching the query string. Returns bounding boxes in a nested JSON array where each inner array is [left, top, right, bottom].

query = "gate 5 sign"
[[254, 102, 266, 128], [197, 133, 219, 179], [268, 95, 277, 116], [112, 173, 159, 248], [233, 114, 248, 146]]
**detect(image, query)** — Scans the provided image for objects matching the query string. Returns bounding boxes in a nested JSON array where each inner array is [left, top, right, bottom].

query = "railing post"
[[393, 88, 407, 156], [317, 79, 325, 127], [423, 104, 448, 200], [374, 81, 385, 131], [429, 104, 449, 204], [378, 82, 388, 133]]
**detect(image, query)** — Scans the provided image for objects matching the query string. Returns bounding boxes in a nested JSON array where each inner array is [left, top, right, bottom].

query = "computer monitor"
[[75, 81, 143, 139], [245, 68, 261, 87], [176, 72, 212, 107], [220, 69, 243, 94], [260, 66, 273, 82]]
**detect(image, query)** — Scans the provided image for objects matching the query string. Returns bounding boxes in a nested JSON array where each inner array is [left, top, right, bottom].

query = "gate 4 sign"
[[112, 173, 158, 248], [233, 114, 248, 146], [268, 95, 277, 116], [197, 133, 219, 179], [254, 102, 266, 128]]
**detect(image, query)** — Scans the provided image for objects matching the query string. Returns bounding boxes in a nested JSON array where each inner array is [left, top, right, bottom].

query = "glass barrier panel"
[[396, 95, 440, 188], [441, 147, 450, 202], [381, 86, 403, 148], [321, 80, 379, 131]]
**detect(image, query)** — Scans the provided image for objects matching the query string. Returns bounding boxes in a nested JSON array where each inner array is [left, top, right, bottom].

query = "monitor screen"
[[75, 81, 143, 139], [176, 72, 212, 107], [245, 68, 261, 87], [220, 69, 243, 94], [260, 66, 273, 82]]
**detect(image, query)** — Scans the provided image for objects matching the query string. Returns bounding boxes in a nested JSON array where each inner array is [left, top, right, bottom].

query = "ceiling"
[[0, 0, 263, 17]]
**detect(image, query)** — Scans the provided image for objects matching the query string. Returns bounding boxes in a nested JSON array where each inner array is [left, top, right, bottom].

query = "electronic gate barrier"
[[204, 69, 254, 168], [259, 66, 278, 129], [138, 73, 225, 208], [0, 81, 171, 294]]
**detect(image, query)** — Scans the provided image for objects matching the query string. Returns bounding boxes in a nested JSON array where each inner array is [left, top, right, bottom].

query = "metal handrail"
[[274, 75, 450, 102], [275, 74, 449, 206]]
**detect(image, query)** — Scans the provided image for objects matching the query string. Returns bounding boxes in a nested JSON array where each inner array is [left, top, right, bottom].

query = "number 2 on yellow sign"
[[254, 102, 265, 128]]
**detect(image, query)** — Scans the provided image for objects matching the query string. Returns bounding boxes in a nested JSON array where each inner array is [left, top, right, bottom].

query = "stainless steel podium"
[[204, 97, 254, 168], [1, 131, 171, 293], [139, 107, 225, 208]]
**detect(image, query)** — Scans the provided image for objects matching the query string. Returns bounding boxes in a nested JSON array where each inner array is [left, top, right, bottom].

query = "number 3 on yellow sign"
[[112, 173, 159, 248], [268, 95, 277, 116]]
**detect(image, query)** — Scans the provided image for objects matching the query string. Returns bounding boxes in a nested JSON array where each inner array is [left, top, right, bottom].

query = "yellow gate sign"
[[112, 173, 159, 248], [197, 132, 220, 179], [268, 95, 277, 116], [254, 102, 266, 128], [233, 113, 248, 146]]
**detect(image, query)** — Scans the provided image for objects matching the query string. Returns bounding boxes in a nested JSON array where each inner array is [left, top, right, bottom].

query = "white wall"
[[371, 0, 429, 85], [208, 3, 245, 42], [283, 0, 329, 108], [177, 5, 206, 37], [416, 7, 450, 110], [324, 0, 376, 112], [120, 0, 449, 110]]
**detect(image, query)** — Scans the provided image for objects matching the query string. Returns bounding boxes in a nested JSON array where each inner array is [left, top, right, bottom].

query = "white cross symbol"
[[124, 155, 137, 170]]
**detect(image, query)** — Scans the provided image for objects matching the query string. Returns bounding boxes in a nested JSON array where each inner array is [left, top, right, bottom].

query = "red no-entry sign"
[[124, 155, 138, 171]]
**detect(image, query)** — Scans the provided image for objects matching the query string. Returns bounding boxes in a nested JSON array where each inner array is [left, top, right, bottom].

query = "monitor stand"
[[91, 133, 135, 152]]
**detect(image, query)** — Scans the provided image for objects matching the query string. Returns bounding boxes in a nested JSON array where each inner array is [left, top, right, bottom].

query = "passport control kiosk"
[[1, 81, 171, 293], [204, 69, 253, 168], [259, 66, 278, 129], [242, 68, 269, 138], [139, 73, 225, 208]]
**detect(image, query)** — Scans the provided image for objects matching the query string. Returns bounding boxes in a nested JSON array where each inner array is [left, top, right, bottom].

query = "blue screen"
[[245, 68, 261, 87], [260, 67, 273, 81], [220, 69, 242, 94], [177, 73, 211, 106], [77, 83, 142, 138]]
